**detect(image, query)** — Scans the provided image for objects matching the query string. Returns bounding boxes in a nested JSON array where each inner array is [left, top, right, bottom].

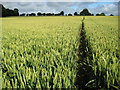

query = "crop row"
[[1, 16, 119, 89], [84, 16, 119, 89], [2, 17, 82, 88]]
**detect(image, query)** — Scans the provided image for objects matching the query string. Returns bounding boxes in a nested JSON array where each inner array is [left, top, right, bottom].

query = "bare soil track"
[[75, 17, 95, 90]]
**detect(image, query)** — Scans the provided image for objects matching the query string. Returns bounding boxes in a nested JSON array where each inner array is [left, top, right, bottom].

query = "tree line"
[[0, 4, 19, 17], [0, 4, 114, 17], [20, 11, 64, 16]]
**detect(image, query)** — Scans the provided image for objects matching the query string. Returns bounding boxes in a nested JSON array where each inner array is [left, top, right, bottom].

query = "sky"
[[1, 1, 119, 16]]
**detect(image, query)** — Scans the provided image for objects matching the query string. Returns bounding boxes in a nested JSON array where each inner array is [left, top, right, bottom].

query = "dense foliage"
[[0, 4, 19, 17]]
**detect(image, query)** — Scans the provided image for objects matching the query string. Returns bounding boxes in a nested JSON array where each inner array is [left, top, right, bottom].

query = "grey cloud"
[[46, 2, 77, 7], [1, 2, 118, 15], [2, 2, 18, 9], [75, 2, 96, 13], [17, 2, 32, 6], [1, 0, 119, 2], [46, 2, 95, 14], [91, 3, 118, 15]]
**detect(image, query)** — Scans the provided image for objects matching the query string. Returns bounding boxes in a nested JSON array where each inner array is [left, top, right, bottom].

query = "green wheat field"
[[1, 16, 120, 89]]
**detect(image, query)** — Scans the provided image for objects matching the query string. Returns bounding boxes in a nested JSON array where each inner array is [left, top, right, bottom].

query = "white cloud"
[[91, 3, 118, 15], [1, 0, 119, 2], [1, 2, 118, 15]]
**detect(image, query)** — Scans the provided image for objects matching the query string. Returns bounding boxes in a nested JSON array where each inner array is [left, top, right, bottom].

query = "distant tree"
[[74, 12, 78, 16], [101, 13, 105, 16], [26, 14, 29, 16], [46, 13, 54, 16], [14, 8, 19, 16], [42, 13, 46, 16], [60, 11, 64, 16], [91, 14, 94, 16], [96, 13, 105, 16], [46, 13, 49, 16], [20, 13, 26, 16], [1, 4, 7, 17], [2, 9, 7, 17], [96, 13, 100, 16], [33, 13, 36, 16], [80, 8, 92, 16], [55, 13, 61, 16], [0, 4, 20, 17], [110, 14, 114, 16], [68, 13, 72, 16], [6, 9, 14, 16], [65, 14, 67, 16], [51, 13, 54, 16], [37, 12, 42, 16], [29, 13, 36, 16]]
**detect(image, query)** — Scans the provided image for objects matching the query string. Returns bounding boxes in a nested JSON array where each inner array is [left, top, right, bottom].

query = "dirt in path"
[[75, 17, 94, 89]]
